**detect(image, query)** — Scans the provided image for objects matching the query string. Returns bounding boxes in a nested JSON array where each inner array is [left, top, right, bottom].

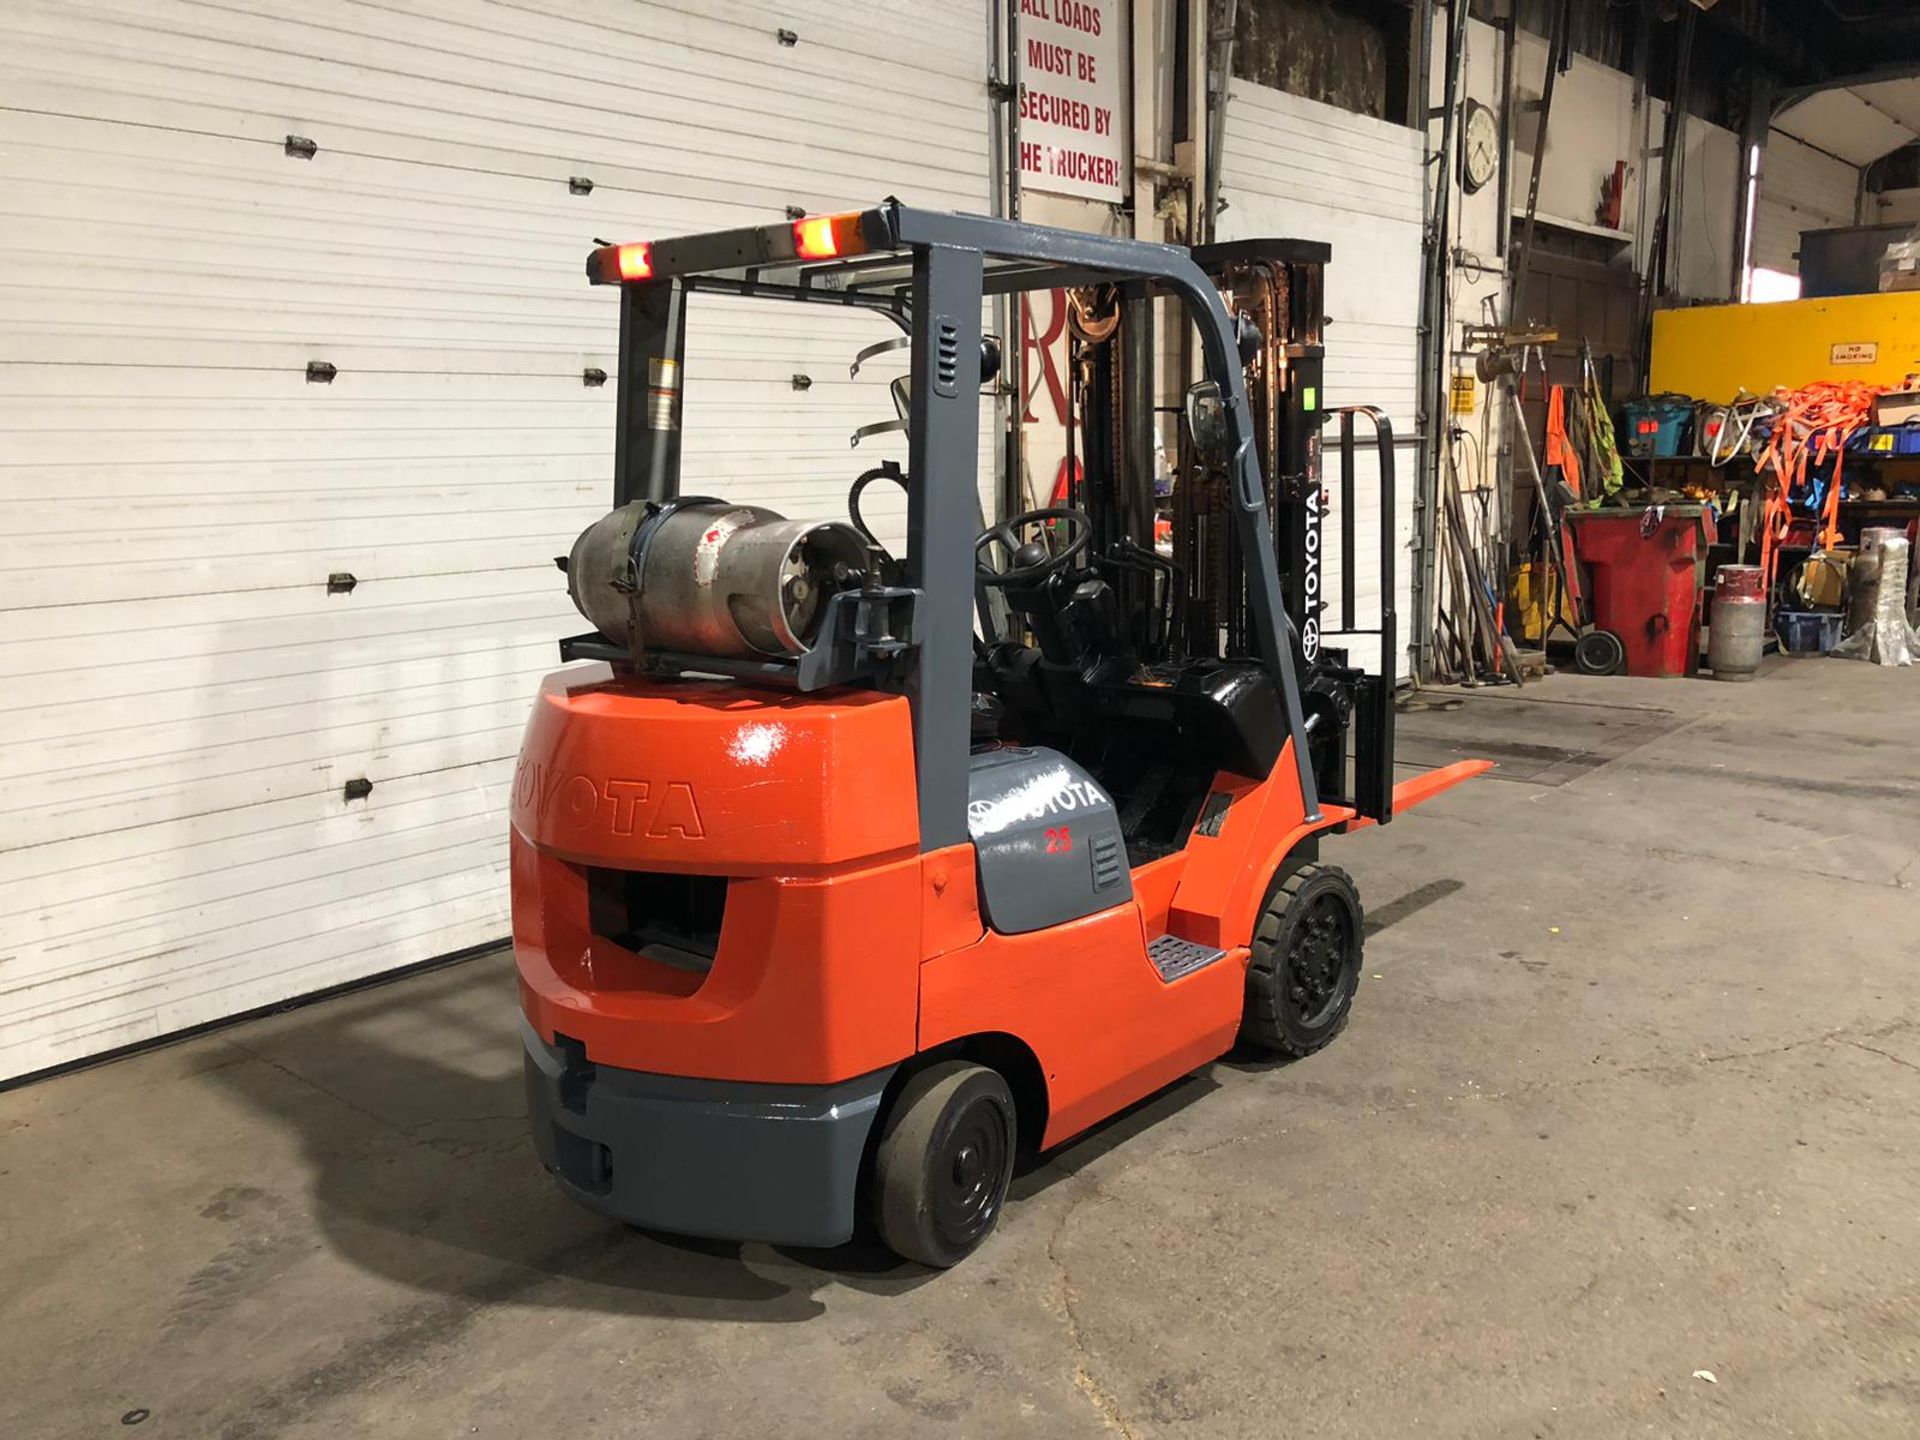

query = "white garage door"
[[0, 0, 989, 1081], [1218, 78, 1422, 683], [1754, 127, 1860, 277]]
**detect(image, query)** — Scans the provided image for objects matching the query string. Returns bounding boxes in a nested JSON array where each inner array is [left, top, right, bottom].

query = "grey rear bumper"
[[521, 1017, 892, 1248]]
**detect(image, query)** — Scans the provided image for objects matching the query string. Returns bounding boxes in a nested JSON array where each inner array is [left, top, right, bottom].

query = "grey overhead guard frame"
[[595, 200, 1324, 852]]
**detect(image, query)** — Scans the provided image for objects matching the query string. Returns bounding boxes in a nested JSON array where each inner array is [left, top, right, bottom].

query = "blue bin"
[[1621, 395, 1695, 458], [1863, 424, 1920, 457], [1776, 610, 1843, 655]]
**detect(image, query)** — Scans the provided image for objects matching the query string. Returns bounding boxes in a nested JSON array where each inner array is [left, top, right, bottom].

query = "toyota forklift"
[[512, 202, 1487, 1267]]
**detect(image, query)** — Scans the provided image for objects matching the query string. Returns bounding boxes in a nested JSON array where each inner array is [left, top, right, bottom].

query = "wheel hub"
[[933, 1103, 1007, 1245], [952, 1143, 984, 1190], [1287, 894, 1354, 1026]]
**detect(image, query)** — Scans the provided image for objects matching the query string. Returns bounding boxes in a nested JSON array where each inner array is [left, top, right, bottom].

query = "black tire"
[[1574, 628, 1626, 676], [1239, 863, 1364, 1058], [872, 1061, 1016, 1268]]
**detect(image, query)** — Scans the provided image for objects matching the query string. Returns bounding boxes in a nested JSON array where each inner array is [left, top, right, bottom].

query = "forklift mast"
[[1065, 239, 1399, 823], [1180, 241, 1329, 665]]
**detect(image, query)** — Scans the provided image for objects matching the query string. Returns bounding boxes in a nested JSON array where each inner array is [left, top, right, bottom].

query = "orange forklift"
[[512, 203, 1487, 1266]]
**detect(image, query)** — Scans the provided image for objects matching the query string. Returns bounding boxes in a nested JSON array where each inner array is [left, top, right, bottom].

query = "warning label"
[[1015, 0, 1124, 204]]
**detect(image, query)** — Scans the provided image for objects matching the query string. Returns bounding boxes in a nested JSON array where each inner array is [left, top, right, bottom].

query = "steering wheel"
[[975, 507, 1093, 587]]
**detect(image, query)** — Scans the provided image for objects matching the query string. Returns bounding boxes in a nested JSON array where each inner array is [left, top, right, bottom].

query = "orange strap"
[[1821, 441, 1846, 550], [1762, 381, 1883, 555]]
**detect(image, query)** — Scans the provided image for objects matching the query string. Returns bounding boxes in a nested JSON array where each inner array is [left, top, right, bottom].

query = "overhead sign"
[[1017, 0, 1124, 204]]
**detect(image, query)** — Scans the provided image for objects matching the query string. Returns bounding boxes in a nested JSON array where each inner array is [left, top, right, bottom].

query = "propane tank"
[[567, 500, 869, 659], [1707, 563, 1766, 681]]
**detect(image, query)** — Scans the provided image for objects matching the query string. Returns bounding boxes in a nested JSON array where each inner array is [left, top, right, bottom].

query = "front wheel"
[[872, 1061, 1016, 1268], [1239, 863, 1364, 1058]]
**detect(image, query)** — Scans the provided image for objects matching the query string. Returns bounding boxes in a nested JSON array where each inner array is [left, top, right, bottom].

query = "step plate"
[[1146, 933, 1227, 983]]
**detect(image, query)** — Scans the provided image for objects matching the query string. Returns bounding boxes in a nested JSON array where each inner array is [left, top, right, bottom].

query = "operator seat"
[[988, 648, 1285, 781]]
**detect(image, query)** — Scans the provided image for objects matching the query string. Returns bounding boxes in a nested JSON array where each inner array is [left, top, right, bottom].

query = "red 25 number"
[[1045, 826, 1073, 854]]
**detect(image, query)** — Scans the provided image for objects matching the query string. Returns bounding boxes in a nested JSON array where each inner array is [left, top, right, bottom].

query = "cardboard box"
[[1796, 551, 1850, 610], [1874, 390, 1920, 426], [1881, 238, 1920, 293]]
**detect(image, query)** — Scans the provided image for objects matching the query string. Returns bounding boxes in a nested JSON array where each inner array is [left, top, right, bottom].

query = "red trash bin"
[[1564, 507, 1706, 678]]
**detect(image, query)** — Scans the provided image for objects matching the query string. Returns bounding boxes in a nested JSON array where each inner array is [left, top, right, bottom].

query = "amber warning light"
[[792, 212, 870, 260], [793, 215, 842, 258], [586, 241, 652, 284], [615, 242, 652, 280]]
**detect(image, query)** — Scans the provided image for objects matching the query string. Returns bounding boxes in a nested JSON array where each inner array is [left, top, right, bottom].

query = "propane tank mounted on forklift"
[[510, 203, 1488, 1267]]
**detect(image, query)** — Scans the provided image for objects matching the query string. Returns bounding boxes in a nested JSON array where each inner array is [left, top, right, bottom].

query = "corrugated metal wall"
[[1219, 78, 1421, 682], [0, 0, 988, 1081]]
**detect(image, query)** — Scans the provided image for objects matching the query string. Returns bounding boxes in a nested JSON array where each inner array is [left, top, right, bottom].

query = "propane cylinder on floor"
[[1707, 564, 1766, 681]]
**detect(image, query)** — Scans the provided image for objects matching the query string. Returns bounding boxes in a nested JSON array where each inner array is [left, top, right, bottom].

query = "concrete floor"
[[4, 659, 1919, 1439]]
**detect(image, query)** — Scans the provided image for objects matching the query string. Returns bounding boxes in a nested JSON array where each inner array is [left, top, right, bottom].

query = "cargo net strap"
[[1755, 381, 1889, 597]]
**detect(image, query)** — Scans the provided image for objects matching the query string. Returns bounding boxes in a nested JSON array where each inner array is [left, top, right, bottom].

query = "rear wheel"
[[1574, 628, 1626, 676], [872, 1061, 1016, 1268], [1239, 863, 1364, 1058]]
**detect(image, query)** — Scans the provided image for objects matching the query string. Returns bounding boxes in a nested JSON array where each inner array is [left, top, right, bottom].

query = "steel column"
[[613, 278, 688, 508], [905, 244, 984, 851]]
